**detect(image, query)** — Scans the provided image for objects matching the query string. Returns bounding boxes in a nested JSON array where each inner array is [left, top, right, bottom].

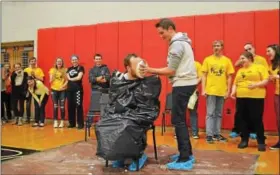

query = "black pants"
[[171, 85, 196, 161], [67, 90, 84, 127], [12, 97, 25, 117], [34, 95, 49, 124], [232, 108, 255, 134], [25, 94, 32, 121], [236, 98, 265, 144], [51, 90, 66, 120], [1, 91, 12, 120]]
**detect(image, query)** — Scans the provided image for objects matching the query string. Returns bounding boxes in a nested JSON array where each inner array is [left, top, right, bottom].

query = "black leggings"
[[12, 97, 25, 117], [236, 98, 265, 144], [34, 95, 49, 124], [51, 90, 66, 120]]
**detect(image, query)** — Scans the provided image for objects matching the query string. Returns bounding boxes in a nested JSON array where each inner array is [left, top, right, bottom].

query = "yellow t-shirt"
[[254, 55, 269, 69], [24, 67, 44, 80], [49, 68, 67, 91], [234, 64, 269, 98], [29, 80, 49, 103], [270, 65, 280, 95], [202, 55, 235, 96], [195, 61, 202, 78]]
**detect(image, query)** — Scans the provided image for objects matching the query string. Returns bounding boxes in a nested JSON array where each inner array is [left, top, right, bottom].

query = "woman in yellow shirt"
[[231, 51, 269, 152], [267, 44, 280, 150], [49, 58, 68, 128], [27, 76, 49, 127]]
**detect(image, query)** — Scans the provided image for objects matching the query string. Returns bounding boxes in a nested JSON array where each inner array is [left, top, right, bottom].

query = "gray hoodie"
[[167, 32, 197, 87]]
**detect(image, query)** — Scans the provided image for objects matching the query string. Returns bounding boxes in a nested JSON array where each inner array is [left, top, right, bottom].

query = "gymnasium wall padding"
[[37, 28, 56, 119], [74, 25, 96, 114], [37, 9, 279, 131], [118, 21, 143, 73]]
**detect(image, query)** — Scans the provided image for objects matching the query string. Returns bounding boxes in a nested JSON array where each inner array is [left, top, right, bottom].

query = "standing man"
[[88, 53, 111, 117], [67, 55, 85, 129], [201, 40, 235, 144], [24, 57, 45, 123], [143, 18, 197, 170], [230, 43, 269, 139]]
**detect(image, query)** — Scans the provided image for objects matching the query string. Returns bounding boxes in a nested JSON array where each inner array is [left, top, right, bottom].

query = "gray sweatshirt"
[[167, 32, 198, 87]]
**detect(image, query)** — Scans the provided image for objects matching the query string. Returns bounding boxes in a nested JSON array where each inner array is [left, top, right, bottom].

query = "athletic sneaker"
[[206, 136, 214, 144], [229, 132, 239, 138], [128, 153, 148, 171], [170, 154, 195, 163], [192, 134, 199, 139], [269, 142, 280, 150], [166, 159, 194, 170], [213, 135, 228, 142]]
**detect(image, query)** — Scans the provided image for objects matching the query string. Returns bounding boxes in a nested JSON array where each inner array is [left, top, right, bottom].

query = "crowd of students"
[[1, 41, 279, 151]]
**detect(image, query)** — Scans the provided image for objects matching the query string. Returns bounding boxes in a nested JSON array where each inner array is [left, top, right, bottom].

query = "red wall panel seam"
[[117, 22, 120, 70]]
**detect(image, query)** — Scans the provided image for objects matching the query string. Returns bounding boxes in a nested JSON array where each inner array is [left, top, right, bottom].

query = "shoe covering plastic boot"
[[170, 154, 195, 163], [128, 154, 148, 171]]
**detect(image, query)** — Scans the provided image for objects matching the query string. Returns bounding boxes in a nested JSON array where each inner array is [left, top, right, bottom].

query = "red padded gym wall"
[[142, 19, 168, 125], [222, 11, 255, 129], [255, 9, 279, 131], [37, 28, 56, 119], [118, 21, 143, 72], [194, 14, 224, 129], [74, 25, 96, 115], [95, 22, 118, 74]]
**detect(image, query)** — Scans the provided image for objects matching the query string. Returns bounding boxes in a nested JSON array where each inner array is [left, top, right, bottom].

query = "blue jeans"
[[206, 95, 225, 136], [51, 90, 66, 120], [189, 91, 199, 135]]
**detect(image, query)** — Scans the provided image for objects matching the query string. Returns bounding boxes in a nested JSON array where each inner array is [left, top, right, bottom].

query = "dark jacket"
[[11, 71, 28, 98], [89, 64, 110, 90]]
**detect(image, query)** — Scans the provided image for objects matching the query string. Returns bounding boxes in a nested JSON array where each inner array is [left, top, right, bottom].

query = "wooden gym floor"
[[1, 122, 279, 174]]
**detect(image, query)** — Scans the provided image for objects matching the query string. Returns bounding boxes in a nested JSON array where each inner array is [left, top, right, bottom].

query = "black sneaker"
[[206, 136, 214, 144], [269, 142, 280, 150], [68, 125, 75, 128], [213, 135, 228, 142], [258, 144, 266, 152]]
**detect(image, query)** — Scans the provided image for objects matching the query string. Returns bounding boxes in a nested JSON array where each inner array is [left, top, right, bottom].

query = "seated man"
[[95, 53, 161, 171]]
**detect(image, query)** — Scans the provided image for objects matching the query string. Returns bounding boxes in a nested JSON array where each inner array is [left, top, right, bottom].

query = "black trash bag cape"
[[95, 71, 161, 160]]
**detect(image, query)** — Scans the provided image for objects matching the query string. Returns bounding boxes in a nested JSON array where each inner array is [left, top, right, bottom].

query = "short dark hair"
[[124, 53, 138, 68], [14, 63, 22, 67], [29, 57, 36, 62], [241, 51, 254, 62], [94, 53, 102, 59], [155, 18, 176, 30], [244, 42, 254, 47]]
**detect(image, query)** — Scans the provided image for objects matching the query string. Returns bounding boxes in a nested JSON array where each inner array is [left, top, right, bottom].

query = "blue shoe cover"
[[166, 159, 194, 170], [170, 154, 195, 163], [250, 133, 257, 140], [229, 132, 239, 138], [112, 160, 125, 168], [128, 154, 148, 171]]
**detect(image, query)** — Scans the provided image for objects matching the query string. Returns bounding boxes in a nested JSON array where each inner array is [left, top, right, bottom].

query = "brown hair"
[[124, 53, 138, 69], [14, 63, 22, 67], [29, 57, 36, 63], [155, 18, 176, 30], [241, 51, 254, 62]]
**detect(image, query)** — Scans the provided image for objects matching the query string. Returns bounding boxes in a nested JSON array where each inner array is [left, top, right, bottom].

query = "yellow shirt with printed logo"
[[49, 68, 67, 91], [202, 55, 235, 96], [270, 65, 280, 95], [195, 61, 202, 78], [29, 80, 49, 103], [24, 67, 44, 80], [234, 64, 269, 98]]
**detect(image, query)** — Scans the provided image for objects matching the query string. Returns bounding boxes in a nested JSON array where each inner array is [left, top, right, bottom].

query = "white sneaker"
[[17, 117, 23, 126], [53, 120, 58, 128], [58, 120, 64, 128]]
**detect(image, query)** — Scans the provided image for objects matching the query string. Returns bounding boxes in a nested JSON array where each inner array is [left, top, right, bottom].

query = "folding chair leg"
[[163, 113, 166, 133], [105, 160, 108, 167], [152, 126, 158, 160], [89, 127, 91, 137], [161, 113, 165, 136], [85, 120, 88, 141]]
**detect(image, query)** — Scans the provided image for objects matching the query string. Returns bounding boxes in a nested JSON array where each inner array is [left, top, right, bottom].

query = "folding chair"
[[162, 93, 172, 136]]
